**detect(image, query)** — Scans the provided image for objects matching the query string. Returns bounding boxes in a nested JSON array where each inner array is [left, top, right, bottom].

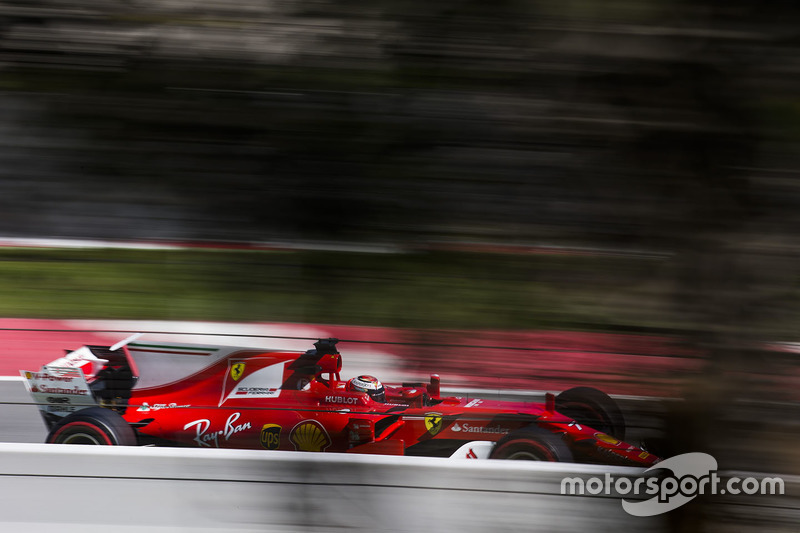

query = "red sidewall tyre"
[[46, 407, 137, 446], [50, 421, 115, 445], [555, 386, 626, 441], [490, 426, 573, 461]]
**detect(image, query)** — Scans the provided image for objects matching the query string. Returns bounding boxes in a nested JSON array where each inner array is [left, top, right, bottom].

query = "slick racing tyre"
[[489, 426, 573, 461], [46, 407, 137, 446], [555, 386, 626, 441]]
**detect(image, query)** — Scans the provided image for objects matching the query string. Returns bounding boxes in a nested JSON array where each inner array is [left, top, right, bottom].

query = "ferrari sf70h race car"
[[21, 336, 660, 466]]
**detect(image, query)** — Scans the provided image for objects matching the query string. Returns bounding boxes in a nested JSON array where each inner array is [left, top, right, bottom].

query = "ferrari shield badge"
[[425, 413, 444, 435], [230, 362, 246, 381]]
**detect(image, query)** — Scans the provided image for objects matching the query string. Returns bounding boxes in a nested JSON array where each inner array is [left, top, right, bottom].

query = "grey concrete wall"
[[0, 443, 797, 533]]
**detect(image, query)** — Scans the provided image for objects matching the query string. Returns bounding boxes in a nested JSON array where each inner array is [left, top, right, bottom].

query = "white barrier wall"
[[0, 444, 795, 533], [0, 444, 663, 533]]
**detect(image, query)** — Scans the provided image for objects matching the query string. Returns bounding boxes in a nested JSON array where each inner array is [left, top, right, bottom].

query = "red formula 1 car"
[[21, 337, 659, 466]]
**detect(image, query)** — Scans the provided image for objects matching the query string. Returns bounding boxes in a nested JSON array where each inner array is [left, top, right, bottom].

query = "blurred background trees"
[[0, 0, 795, 249]]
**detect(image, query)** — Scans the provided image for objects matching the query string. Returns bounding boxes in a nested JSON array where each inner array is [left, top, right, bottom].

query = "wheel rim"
[[60, 432, 103, 445], [50, 420, 115, 445], [506, 450, 545, 460]]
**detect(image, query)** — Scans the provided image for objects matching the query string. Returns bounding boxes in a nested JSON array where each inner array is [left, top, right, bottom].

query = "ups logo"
[[260, 424, 281, 450]]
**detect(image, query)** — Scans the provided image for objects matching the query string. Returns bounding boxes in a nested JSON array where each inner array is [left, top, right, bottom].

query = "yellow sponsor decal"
[[290, 420, 331, 452], [260, 424, 282, 450], [594, 432, 621, 446], [639, 451, 650, 460], [230, 362, 246, 382], [425, 413, 444, 435]]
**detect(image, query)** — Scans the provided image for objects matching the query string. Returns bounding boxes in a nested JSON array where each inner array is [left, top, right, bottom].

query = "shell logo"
[[290, 420, 332, 452]]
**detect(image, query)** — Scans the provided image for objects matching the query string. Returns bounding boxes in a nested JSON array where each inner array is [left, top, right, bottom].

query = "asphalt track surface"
[[0, 379, 46, 443]]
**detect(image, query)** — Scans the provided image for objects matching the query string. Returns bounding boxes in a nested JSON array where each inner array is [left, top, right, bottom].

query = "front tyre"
[[46, 407, 137, 445], [489, 426, 573, 461], [555, 386, 625, 441]]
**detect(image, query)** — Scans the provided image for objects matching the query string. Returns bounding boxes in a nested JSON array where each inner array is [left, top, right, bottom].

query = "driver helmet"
[[347, 375, 385, 403]]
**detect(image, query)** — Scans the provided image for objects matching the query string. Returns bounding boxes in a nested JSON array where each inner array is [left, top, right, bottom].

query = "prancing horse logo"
[[230, 363, 246, 382], [425, 413, 443, 435]]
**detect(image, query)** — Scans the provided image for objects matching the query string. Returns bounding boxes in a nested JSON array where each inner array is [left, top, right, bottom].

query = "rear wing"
[[21, 335, 141, 429]]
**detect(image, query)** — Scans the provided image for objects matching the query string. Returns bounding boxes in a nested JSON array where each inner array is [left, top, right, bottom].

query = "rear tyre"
[[489, 425, 573, 461], [46, 407, 137, 446], [555, 386, 625, 441]]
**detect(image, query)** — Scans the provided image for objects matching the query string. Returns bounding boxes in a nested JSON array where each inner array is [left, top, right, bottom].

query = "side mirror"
[[316, 353, 342, 375], [427, 374, 440, 398]]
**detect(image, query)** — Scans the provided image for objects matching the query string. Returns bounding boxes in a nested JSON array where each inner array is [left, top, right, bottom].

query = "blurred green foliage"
[[0, 248, 676, 331]]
